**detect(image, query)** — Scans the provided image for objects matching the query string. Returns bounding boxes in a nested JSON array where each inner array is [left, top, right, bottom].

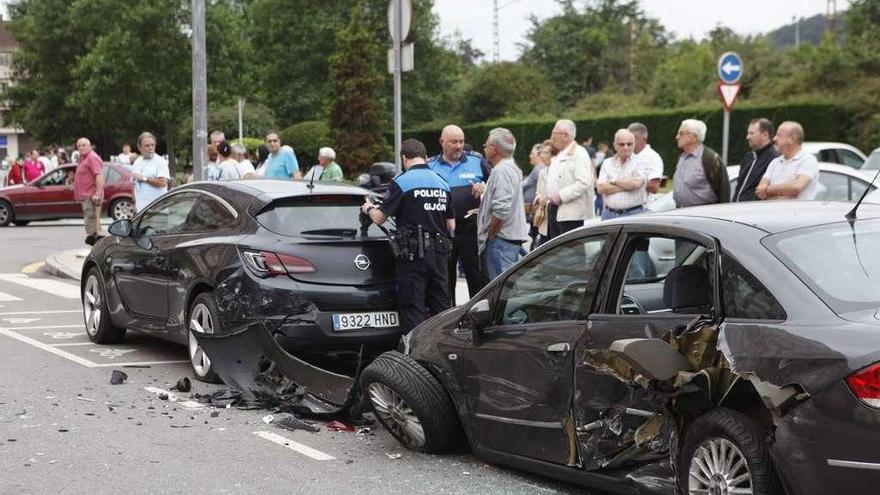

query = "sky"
[[431, 0, 851, 61]]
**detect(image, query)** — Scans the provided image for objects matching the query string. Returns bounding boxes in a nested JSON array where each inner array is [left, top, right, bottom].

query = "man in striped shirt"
[[596, 129, 645, 220]]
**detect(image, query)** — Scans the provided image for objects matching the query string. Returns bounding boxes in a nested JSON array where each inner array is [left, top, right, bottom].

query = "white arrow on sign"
[[718, 83, 742, 110], [721, 61, 741, 75]]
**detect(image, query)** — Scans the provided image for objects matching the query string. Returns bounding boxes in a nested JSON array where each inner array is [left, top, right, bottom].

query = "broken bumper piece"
[[194, 323, 358, 417]]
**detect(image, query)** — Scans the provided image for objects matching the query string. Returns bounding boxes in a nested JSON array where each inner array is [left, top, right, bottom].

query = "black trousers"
[[396, 248, 450, 332], [546, 203, 582, 240], [447, 220, 486, 305]]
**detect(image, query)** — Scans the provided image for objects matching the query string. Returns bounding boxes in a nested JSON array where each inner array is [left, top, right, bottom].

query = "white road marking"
[[44, 332, 82, 339], [88, 348, 136, 359], [4, 325, 82, 330], [0, 328, 188, 368], [0, 310, 80, 315], [0, 273, 80, 299], [0, 328, 99, 367], [94, 360, 187, 368], [252, 431, 336, 461], [0, 292, 22, 302], [143, 387, 203, 409], [3, 317, 41, 324]]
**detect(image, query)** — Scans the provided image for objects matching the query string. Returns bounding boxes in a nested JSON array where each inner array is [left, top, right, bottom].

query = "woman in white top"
[[232, 143, 256, 179], [215, 141, 241, 180]]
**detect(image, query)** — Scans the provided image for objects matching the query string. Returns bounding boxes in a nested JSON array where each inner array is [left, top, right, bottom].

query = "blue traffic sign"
[[717, 52, 743, 84]]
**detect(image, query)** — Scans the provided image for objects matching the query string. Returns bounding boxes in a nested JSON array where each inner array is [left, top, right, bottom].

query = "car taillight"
[[846, 362, 880, 408], [241, 250, 315, 277]]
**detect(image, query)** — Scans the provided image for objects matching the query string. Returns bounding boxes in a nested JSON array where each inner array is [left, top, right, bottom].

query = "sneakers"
[[84, 234, 97, 246]]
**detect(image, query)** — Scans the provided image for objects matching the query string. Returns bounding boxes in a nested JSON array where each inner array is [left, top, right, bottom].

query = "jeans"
[[600, 205, 644, 220], [483, 237, 521, 281]]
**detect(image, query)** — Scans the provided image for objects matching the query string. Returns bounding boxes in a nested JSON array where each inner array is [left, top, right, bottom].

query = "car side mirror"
[[109, 219, 133, 237], [465, 299, 492, 345]]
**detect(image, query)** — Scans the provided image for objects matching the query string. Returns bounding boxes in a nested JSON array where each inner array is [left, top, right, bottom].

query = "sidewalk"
[[43, 249, 473, 304], [44, 248, 89, 281]]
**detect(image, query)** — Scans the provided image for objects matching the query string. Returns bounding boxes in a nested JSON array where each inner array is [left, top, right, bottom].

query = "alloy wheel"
[[113, 199, 134, 220], [83, 275, 102, 337], [188, 303, 214, 377], [688, 437, 753, 495], [0, 204, 9, 225], [367, 382, 426, 448]]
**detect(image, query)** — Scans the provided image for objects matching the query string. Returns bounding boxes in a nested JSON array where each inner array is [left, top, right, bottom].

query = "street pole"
[[237, 98, 244, 144], [722, 109, 730, 167], [392, 0, 403, 173], [192, 0, 208, 180]]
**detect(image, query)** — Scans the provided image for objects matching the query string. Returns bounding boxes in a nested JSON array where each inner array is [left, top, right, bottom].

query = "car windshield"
[[764, 219, 880, 313], [256, 194, 390, 238], [863, 150, 880, 171]]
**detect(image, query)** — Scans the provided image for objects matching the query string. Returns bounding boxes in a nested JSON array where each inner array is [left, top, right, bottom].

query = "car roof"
[[630, 200, 880, 234]]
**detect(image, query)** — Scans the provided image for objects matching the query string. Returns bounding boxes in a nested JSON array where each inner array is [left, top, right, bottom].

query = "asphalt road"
[[1, 221, 588, 495]]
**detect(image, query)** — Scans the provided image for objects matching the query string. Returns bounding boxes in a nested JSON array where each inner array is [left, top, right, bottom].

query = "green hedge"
[[403, 100, 857, 176]]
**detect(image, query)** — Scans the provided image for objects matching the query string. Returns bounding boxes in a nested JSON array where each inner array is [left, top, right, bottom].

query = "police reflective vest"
[[428, 152, 490, 221]]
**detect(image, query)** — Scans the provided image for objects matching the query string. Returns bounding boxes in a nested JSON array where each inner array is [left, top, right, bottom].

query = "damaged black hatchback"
[[358, 201, 880, 495], [81, 180, 400, 382]]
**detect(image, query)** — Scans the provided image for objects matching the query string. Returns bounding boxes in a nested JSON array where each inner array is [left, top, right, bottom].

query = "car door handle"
[[547, 343, 570, 353]]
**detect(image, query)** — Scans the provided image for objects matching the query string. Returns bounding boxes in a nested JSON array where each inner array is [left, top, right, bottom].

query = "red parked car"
[[0, 163, 134, 227]]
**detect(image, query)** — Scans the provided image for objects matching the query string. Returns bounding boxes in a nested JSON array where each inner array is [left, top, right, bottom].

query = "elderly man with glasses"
[[263, 131, 302, 180], [672, 119, 729, 208], [545, 119, 595, 240]]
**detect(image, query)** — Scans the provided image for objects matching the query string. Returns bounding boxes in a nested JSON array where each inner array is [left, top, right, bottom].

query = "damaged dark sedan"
[[355, 201, 880, 495], [80, 180, 400, 382]]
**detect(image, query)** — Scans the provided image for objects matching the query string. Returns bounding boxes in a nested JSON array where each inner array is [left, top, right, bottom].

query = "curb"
[[44, 249, 88, 281]]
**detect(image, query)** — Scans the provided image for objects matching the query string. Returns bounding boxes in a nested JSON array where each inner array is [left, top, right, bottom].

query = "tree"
[[326, 2, 390, 174], [521, 0, 669, 106], [650, 40, 715, 108], [459, 62, 558, 123]]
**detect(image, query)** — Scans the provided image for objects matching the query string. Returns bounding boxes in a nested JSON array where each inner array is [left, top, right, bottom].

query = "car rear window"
[[255, 194, 390, 238], [764, 219, 880, 313]]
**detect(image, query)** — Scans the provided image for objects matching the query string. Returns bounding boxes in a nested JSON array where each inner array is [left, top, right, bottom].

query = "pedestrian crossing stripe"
[[0, 273, 80, 299]]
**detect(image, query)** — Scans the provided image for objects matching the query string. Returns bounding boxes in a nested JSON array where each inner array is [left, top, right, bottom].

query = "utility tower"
[[492, 0, 520, 63]]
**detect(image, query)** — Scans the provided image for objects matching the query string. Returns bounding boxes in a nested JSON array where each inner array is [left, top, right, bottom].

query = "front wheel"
[[187, 293, 222, 383], [82, 268, 126, 344], [0, 200, 13, 227], [679, 408, 781, 495], [360, 351, 462, 453], [110, 198, 134, 221]]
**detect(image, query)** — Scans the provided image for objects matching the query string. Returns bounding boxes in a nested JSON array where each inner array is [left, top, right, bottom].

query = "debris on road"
[[274, 414, 320, 433], [326, 420, 354, 432], [262, 414, 275, 424], [171, 377, 191, 392], [386, 453, 402, 460], [109, 370, 128, 385], [75, 396, 96, 402], [158, 393, 169, 401]]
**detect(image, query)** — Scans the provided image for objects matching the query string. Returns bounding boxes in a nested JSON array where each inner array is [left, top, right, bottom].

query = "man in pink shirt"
[[74, 138, 105, 245], [23, 150, 45, 182]]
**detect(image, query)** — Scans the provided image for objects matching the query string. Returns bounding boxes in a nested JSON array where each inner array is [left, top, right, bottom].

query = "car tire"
[[82, 268, 126, 344], [13, 220, 30, 226], [678, 408, 781, 495], [109, 198, 134, 221], [187, 293, 222, 384], [360, 351, 461, 454], [0, 200, 13, 227]]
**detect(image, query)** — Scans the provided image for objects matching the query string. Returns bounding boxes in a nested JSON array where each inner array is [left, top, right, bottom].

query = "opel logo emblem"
[[354, 254, 371, 271]]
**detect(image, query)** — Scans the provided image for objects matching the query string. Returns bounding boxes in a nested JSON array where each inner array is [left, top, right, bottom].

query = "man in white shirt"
[[628, 122, 664, 194], [130, 132, 170, 212], [546, 119, 595, 239], [596, 129, 645, 220], [756, 121, 819, 201], [37, 149, 55, 173]]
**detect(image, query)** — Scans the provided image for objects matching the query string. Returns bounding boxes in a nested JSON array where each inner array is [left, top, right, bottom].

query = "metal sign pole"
[[392, 0, 403, 173], [237, 98, 245, 144], [722, 109, 730, 167], [191, 0, 207, 181]]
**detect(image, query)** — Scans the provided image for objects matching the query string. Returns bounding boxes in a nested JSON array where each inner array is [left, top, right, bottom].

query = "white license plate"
[[332, 311, 399, 331]]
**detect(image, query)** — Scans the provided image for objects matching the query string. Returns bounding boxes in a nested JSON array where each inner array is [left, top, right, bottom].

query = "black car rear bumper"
[[214, 269, 402, 353]]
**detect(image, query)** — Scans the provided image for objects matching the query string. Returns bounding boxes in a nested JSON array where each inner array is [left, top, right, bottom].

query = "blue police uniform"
[[379, 163, 454, 332], [427, 151, 490, 304]]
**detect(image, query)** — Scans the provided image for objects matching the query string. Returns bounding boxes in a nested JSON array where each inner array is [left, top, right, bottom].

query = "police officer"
[[362, 139, 456, 332], [428, 124, 490, 305]]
